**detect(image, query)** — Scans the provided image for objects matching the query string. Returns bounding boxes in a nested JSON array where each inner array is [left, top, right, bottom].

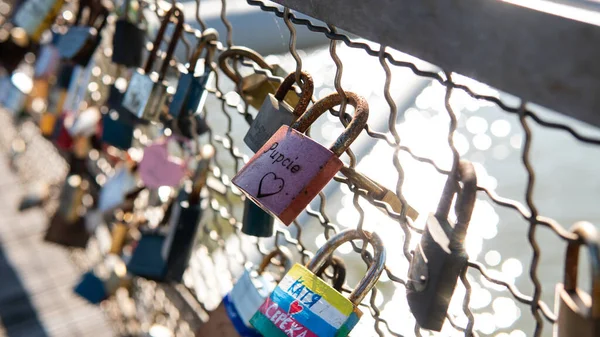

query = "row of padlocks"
[[0, 0, 599, 335]]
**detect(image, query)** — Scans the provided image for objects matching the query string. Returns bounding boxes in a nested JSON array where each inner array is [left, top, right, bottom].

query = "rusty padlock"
[[406, 160, 477, 331], [554, 221, 600, 337], [218, 46, 299, 110], [243, 71, 313, 153], [122, 6, 184, 121], [232, 91, 368, 225], [196, 247, 293, 337]]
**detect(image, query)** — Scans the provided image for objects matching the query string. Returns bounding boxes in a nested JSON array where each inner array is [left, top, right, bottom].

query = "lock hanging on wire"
[[250, 229, 385, 337], [196, 247, 293, 337], [242, 197, 274, 238], [56, 0, 108, 66], [167, 29, 218, 138], [243, 71, 314, 153], [218, 46, 300, 111], [406, 160, 477, 331], [554, 221, 600, 337], [232, 91, 369, 225], [122, 6, 184, 122], [112, 0, 146, 68]]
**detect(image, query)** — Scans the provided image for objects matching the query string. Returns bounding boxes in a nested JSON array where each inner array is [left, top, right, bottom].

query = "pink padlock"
[[232, 92, 368, 225], [139, 138, 187, 189]]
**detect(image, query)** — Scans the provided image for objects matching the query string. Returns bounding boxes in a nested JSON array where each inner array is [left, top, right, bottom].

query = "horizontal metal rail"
[[273, 0, 600, 128]]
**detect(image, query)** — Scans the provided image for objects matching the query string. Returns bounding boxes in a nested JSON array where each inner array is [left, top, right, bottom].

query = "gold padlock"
[[218, 46, 299, 110], [555, 221, 600, 337]]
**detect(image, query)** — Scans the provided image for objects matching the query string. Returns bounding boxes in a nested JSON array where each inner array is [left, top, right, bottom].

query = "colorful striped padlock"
[[250, 229, 386, 337]]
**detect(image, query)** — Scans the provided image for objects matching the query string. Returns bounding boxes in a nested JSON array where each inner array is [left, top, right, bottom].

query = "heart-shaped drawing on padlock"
[[257, 172, 284, 198], [289, 300, 303, 315]]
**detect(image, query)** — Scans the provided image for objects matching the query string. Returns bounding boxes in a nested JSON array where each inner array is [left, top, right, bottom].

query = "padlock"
[[101, 83, 148, 149], [232, 91, 369, 225], [242, 198, 274, 238], [110, 221, 130, 255], [44, 174, 91, 248], [168, 29, 217, 119], [98, 163, 138, 212], [196, 248, 293, 337], [56, 0, 108, 66], [122, 6, 184, 122], [250, 229, 386, 337], [112, 0, 146, 67], [218, 47, 299, 110], [74, 270, 107, 304], [34, 34, 61, 78], [554, 221, 600, 337], [11, 0, 64, 43], [244, 71, 313, 153], [338, 166, 419, 221], [74, 256, 129, 304], [138, 138, 187, 188], [161, 154, 212, 282], [126, 230, 167, 280], [406, 160, 477, 331]]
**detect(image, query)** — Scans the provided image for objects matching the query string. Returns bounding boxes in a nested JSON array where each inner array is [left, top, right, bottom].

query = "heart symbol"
[[257, 172, 284, 198], [289, 300, 303, 315]]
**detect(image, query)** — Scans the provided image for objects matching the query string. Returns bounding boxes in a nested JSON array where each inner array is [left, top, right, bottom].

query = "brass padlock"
[[555, 221, 600, 337], [122, 6, 184, 121], [406, 160, 477, 331], [218, 46, 299, 110]]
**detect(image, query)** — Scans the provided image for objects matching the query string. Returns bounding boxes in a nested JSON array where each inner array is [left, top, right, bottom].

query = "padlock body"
[[34, 44, 60, 78], [162, 200, 203, 282], [12, 0, 65, 42], [406, 213, 467, 331], [250, 263, 361, 337], [232, 126, 342, 225], [242, 198, 274, 237], [45, 178, 90, 248], [122, 71, 166, 122], [74, 271, 107, 304], [169, 72, 211, 138], [102, 112, 134, 149], [57, 26, 100, 66], [109, 222, 128, 255], [555, 284, 599, 337], [112, 19, 145, 68], [244, 93, 296, 153], [126, 233, 167, 280], [138, 141, 186, 188]]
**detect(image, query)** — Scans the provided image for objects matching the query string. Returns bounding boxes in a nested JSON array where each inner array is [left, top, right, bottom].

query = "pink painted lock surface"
[[139, 139, 187, 188], [232, 92, 368, 225]]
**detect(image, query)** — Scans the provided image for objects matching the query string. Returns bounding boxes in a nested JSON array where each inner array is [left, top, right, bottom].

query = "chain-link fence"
[[2, 0, 600, 336]]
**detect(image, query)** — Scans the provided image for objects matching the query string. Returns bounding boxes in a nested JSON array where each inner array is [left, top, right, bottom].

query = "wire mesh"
[[1, 0, 600, 336]]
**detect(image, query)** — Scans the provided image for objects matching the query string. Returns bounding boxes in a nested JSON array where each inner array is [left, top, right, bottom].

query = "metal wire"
[[1, 0, 598, 336]]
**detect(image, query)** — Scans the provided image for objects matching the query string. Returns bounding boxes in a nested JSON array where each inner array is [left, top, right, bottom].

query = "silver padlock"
[[243, 71, 313, 153], [122, 6, 184, 121], [555, 221, 600, 337]]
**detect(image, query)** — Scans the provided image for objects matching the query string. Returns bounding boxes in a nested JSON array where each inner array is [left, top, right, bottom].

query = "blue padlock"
[[102, 84, 147, 149], [126, 231, 167, 280], [74, 271, 107, 304]]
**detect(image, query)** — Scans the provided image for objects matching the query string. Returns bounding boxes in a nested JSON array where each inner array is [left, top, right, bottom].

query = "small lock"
[[74, 257, 129, 304], [74, 270, 107, 304], [101, 83, 148, 149], [218, 47, 300, 110], [34, 35, 61, 78], [242, 198, 274, 238], [243, 71, 314, 153], [126, 230, 167, 280], [162, 155, 212, 282], [56, 0, 108, 66], [97, 163, 138, 212], [232, 91, 369, 225], [11, 0, 65, 43], [406, 160, 477, 331], [555, 221, 600, 337], [167, 29, 218, 138], [250, 229, 386, 337], [112, 0, 146, 67], [122, 6, 184, 122], [138, 138, 187, 188], [44, 175, 91, 248], [196, 248, 293, 337]]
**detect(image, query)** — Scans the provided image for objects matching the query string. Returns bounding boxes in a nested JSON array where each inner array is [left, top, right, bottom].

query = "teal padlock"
[[250, 229, 386, 337]]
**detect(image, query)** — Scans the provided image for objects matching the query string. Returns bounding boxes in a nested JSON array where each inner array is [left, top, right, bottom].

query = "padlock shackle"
[[187, 28, 219, 74], [564, 221, 600, 317], [306, 229, 385, 305], [291, 92, 369, 157], [144, 6, 184, 81], [435, 160, 477, 250], [274, 71, 313, 117], [218, 46, 272, 84], [257, 246, 293, 275]]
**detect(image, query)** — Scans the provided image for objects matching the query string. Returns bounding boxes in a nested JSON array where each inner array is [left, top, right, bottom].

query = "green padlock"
[[250, 229, 386, 337]]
